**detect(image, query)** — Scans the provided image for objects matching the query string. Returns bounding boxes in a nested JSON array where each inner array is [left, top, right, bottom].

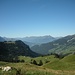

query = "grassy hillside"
[[0, 54, 75, 75], [44, 54, 75, 71], [61, 54, 75, 63], [18, 55, 59, 64]]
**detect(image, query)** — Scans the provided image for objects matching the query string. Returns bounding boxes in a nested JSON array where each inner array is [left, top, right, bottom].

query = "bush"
[[20, 60, 25, 63], [45, 60, 50, 63], [16, 69, 21, 75], [38, 60, 43, 66], [32, 60, 37, 65]]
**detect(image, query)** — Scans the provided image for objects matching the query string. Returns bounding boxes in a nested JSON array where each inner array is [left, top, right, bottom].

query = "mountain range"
[[19, 35, 56, 44], [0, 36, 5, 42], [0, 34, 75, 56], [31, 34, 75, 55], [2, 35, 57, 47]]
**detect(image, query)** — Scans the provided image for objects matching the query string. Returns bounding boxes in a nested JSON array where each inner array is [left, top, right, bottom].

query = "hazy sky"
[[0, 0, 75, 37]]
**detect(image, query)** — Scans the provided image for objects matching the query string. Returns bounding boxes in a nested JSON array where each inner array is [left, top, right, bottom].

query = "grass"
[[0, 70, 16, 75], [0, 61, 9, 66], [61, 54, 75, 63], [0, 54, 75, 75], [19, 55, 59, 64], [43, 54, 75, 71]]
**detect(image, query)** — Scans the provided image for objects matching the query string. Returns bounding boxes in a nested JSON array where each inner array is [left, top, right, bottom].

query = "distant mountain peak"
[[0, 36, 5, 42], [31, 34, 75, 55]]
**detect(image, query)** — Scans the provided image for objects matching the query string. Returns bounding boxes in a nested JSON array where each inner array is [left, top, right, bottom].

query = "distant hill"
[[0, 36, 5, 42], [20, 35, 56, 44], [31, 34, 75, 55], [0, 40, 39, 62], [3, 37, 16, 41], [23, 41, 36, 47], [3, 35, 57, 47]]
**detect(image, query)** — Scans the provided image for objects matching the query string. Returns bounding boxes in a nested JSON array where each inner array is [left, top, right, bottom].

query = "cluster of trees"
[[51, 53, 74, 59], [30, 59, 43, 66]]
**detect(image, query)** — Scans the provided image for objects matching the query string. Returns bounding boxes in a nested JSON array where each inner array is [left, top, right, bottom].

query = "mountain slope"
[[0, 40, 39, 61], [3, 35, 57, 47], [44, 54, 75, 70], [0, 36, 5, 42], [31, 34, 75, 55], [21, 35, 56, 44], [23, 41, 36, 47]]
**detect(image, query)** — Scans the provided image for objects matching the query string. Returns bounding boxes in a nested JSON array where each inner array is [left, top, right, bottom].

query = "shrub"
[[20, 60, 25, 63], [38, 60, 43, 66], [32, 60, 37, 65]]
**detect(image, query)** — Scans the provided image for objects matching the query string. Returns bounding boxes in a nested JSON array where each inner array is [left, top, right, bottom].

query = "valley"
[[0, 34, 75, 75], [0, 0, 75, 74]]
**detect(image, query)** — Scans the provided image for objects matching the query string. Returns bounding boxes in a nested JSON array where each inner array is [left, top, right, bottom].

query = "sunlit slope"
[[44, 54, 75, 70], [61, 54, 75, 63], [31, 34, 75, 55]]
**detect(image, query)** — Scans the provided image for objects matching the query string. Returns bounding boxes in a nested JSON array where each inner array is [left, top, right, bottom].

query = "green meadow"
[[0, 54, 75, 75]]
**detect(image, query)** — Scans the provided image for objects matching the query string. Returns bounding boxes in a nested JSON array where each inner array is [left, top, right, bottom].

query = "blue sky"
[[0, 0, 75, 37]]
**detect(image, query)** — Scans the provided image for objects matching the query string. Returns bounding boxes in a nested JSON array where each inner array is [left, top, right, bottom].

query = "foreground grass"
[[0, 54, 75, 75], [0, 62, 75, 75], [0, 62, 56, 75]]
